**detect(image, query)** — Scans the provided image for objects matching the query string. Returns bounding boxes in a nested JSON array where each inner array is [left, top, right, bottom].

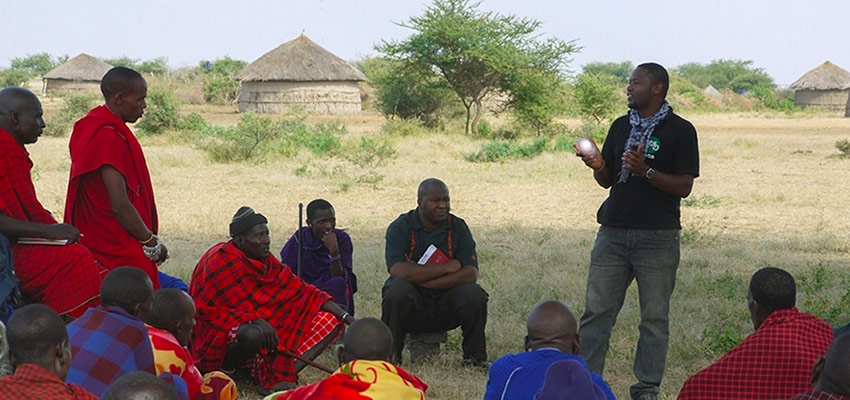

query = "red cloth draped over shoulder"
[[190, 241, 331, 386], [0, 127, 102, 317], [678, 308, 833, 400], [64, 105, 159, 288]]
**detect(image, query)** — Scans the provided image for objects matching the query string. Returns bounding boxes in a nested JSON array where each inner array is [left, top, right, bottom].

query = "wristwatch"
[[645, 167, 655, 180]]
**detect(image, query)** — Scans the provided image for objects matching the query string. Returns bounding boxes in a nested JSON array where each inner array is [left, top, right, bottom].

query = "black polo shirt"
[[597, 111, 700, 230], [385, 209, 478, 275]]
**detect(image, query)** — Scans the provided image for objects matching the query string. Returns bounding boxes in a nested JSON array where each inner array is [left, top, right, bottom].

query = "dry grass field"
[[29, 102, 850, 399]]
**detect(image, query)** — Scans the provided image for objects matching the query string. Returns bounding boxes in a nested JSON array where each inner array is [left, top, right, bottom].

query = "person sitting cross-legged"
[[265, 317, 428, 400], [66, 267, 189, 399], [0, 303, 98, 399], [280, 199, 357, 315], [679, 267, 834, 399], [190, 206, 355, 394], [484, 300, 615, 400], [144, 289, 237, 400]]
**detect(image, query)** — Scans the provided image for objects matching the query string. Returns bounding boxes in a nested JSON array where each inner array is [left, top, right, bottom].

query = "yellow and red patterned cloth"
[[147, 324, 237, 400], [265, 360, 427, 400]]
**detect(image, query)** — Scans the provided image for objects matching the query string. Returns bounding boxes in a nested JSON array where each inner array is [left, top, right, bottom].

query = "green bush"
[[198, 112, 283, 162], [0, 69, 31, 87], [836, 139, 850, 158], [339, 137, 398, 169], [292, 122, 344, 156], [465, 137, 550, 162], [43, 93, 99, 137], [573, 72, 622, 125], [199, 57, 247, 105], [380, 118, 427, 137], [136, 87, 182, 135]]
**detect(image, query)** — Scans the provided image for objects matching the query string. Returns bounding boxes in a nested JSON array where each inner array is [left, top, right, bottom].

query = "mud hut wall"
[[238, 81, 362, 115], [794, 89, 850, 111]]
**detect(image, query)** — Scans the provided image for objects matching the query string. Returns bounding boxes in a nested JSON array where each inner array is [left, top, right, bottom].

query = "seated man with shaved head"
[[382, 178, 489, 366], [786, 333, 850, 399], [0, 303, 98, 399], [103, 371, 180, 400], [191, 206, 355, 394], [265, 317, 428, 400], [66, 267, 189, 399], [679, 267, 834, 399], [484, 300, 615, 400], [0, 86, 104, 318], [144, 289, 237, 400]]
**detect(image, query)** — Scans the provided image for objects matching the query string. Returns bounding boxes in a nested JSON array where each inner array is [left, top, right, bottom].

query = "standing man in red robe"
[[0, 86, 103, 318], [64, 67, 169, 289]]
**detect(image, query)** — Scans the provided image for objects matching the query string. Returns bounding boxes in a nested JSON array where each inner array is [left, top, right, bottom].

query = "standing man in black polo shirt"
[[575, 62, 699, 400], [382, 178, 488, 366]]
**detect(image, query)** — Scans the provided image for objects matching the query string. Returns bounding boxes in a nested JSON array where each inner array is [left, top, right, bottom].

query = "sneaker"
[[406, 332, 446, 363], [634, 393, 658, 400]]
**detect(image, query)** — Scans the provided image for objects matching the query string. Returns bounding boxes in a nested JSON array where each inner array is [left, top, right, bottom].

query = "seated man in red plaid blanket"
[[679, 267, 834, 400], [190, 206, 356, 394]]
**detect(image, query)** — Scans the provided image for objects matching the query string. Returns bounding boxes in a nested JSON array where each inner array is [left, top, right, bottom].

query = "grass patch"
[[682, 194, 721, 208], [464, 137, 550, 162]]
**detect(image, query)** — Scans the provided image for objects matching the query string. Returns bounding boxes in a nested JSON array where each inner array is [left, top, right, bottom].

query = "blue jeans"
[[579, 226, 680, 399]]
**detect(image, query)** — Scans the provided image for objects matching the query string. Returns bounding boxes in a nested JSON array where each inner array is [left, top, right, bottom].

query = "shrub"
[[198, 112, 283, 162], [339, 137, 398, 169], [0, 69, 31, 87], [136, 87, 182, 135], [380, 118, 427, 137], [43, 93, 99, 137], [464, 137, 550, 162], [573, 72, 622, 125], [836, 139, 850, 158], [199, 57, 247, 105], [292, 122, 344, 156]]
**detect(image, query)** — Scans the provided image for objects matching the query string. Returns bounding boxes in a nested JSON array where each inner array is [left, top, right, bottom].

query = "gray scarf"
[[618, 101, 671, 183]]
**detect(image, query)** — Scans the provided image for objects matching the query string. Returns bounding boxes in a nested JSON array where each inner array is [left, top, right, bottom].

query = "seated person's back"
[[679, 267, 834, 399], [484, 300, 615, 400]]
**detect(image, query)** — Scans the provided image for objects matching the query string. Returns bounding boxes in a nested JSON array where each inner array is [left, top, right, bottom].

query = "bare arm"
[[0, 213, 81, 243], [418, 265, 478, 290], [388, 259, 462, 284], [102, 165, 168, 261], [320, 300, 356, 325], [102, 165, 152, 241]]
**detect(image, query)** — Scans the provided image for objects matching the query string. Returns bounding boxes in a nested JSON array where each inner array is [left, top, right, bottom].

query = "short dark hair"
[[342, 317, 393, 361], [306, 199, 334, 220], [749, 267, 796, 312], [417, 178, 448, 199], [145, 289, 190, 332], [101, 66, 144, 99], [6, 304, 67, 366], [103, 371, 179, 400], [101, 267, 153, 311], [637, 62, 669, 98]]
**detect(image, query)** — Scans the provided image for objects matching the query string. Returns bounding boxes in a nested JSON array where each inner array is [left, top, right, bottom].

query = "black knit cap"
[[230, 206, 268, 237]]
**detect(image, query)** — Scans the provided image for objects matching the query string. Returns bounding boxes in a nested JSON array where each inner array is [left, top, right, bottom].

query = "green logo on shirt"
[[647, 136, 661, 154]]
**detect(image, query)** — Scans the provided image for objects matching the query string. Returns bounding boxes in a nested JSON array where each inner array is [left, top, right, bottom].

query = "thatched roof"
[[237, 34, 367, 82], [789, 61, 850, 91], [43, 53, 112, 81]]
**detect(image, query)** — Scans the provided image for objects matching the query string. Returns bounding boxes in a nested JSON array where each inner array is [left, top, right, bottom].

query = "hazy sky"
[[3, 0, 848, 85]]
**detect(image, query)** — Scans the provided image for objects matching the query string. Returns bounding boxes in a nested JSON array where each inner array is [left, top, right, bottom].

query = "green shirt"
[[385, 209, 478, 273]]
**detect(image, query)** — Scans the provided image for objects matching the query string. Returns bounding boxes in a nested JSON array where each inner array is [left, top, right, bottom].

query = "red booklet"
[[417, 244, 450, 265]]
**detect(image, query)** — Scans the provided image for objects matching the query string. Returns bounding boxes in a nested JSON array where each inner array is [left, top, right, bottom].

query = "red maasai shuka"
[[190, 240, 332, 388], [678, 308, 834, 400], [0, 363, 99, 399], [64, 105, 159, 288], [0, 127, 102, 317]]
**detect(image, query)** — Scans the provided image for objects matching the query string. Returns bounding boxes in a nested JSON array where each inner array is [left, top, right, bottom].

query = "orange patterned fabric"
[[147, 325, 236, 400]]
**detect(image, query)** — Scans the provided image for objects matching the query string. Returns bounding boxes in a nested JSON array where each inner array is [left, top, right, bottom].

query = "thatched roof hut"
[[42, 53, 111, 95], [789, 61, 850, 112], [237, 34, 367, 115]]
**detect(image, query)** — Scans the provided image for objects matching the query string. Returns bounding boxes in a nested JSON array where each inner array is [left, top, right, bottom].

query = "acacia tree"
[[377, 0, 579, 135]]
